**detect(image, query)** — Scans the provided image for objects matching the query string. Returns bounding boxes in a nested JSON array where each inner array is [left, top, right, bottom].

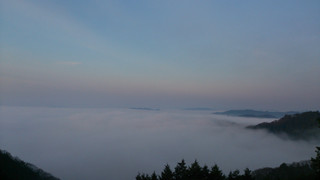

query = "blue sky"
[[0, 0, 319, 110]]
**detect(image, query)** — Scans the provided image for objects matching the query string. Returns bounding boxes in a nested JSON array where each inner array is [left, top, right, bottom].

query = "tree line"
[[136, 159, 253, 180]]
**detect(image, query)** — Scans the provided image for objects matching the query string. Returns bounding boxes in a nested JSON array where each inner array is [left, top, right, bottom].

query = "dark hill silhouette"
[[214, 110, 298, 118], [247, 111, 320, 140], [0, 149, 60, 180], [252, 160, 315, 180]]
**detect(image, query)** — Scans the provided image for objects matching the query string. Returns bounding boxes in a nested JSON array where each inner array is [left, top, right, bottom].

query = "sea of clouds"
[[0, 106, 318, 180]]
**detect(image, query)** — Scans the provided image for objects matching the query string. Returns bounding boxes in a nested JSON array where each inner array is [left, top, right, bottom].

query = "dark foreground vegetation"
[[136, 159, 320, 180], [0, 150, 60, 180], [253, 161, 315, 180], [247, 111, 320, 140], [136, 160, 252, 180]]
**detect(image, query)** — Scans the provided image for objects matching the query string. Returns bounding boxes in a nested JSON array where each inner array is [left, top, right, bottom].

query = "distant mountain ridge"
[[247, 111, 320, 140], [0, 149, 60, 180], [214, 110, 298, 118]]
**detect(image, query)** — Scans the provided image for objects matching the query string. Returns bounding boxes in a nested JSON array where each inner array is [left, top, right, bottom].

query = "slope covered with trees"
[[0, 149, 60, 180], [252, 161, 315, 180], [247, 111, 320, 140], [214, 110, 297, 118]]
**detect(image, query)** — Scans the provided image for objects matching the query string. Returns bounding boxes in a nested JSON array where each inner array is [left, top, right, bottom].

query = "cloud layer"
[[0, 106, 318, 180]]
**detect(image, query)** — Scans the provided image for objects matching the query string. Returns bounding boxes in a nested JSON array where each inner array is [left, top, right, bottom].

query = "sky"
[[0, 0, 319, 110]]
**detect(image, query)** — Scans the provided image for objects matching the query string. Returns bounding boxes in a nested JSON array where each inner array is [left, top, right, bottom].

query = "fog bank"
[[0, 106, 318, 180]]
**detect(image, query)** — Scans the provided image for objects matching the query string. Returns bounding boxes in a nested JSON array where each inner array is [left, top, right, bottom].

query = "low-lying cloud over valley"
[[0, 106, 318, 180]]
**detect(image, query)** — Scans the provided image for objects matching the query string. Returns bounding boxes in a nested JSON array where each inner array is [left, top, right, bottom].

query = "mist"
[[0, 106, 318, 180]]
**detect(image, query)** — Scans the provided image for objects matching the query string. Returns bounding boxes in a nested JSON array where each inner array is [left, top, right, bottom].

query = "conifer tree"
[[227, 170, 240, 180], [210, 164, 225, 180], [160, 164, 174, 180], [151, 171, 158, 180], [174, 159, 188, 180], [242, 168, 253, 180], [311, 147, 320, 178], [140, 173, 151, 180], [202, 165, 210, 180], [311, 118, 320, 179], [136, 173, 142, 180], [188, 160, 203, 180]]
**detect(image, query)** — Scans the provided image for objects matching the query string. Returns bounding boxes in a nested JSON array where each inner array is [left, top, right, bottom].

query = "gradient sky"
[[0, 0, 319, 110]]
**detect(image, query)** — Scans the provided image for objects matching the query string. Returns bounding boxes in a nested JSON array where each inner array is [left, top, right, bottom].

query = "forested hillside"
[[247, 111, 320, 139], [0, 150, 60, 180], [214, 110, 297, 118], [252, 161, 315, 180]]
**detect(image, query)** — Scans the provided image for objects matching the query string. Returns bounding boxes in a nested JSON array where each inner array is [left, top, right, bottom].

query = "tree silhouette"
[[242, 168, 253, 180], [188, 160, 203, 180], [227, 170, 240, 180], [202, 165, 210, 180], [160, 164, 174, 180], [136, 158, 315, 180], [151, 171, 158, 180], [174, 159, 188, 180], [311, 118, 320, 179], [311, 147, 320, 179], [136, 173, 154, 180], [210, 164, 225, 180], [136, 173, 142, 180]]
